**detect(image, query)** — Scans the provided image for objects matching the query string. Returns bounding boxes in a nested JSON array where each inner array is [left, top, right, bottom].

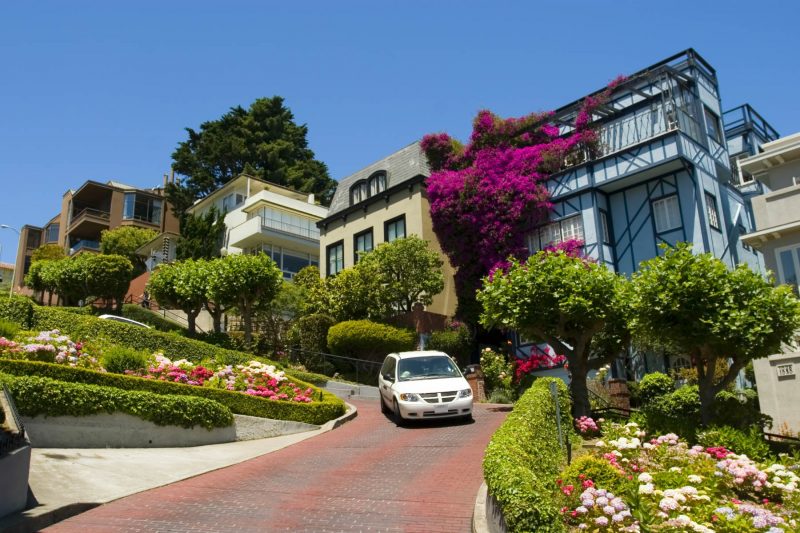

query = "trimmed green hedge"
[[0, 373, 233, 430], [0, 295, 34, 327], [327, 320, 415, 363], [0, 359, 346, 425], [30, 306, 250, 365], [483, 378, 573, 532]]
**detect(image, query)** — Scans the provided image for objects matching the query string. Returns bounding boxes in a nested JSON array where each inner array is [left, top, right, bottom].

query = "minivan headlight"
[[399, 393, 420, 402], [459, 388, 472, 398]]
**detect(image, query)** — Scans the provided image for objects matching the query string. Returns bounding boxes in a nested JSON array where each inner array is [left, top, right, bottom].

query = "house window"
[[531, 214, 585, 252], [354, 229, 374, 263], [368, 172, 387, 196], [350, 181, 368, 205], [123, 193, 162, 224], [705, 192, 720, 231], [704, 107, 722, 144], [652, 195, 681, 233], [599, 210, 611, 245], [776, 245, 800, 294], [384, 216, 406, 243], [222, 193, 245, 212], [327, 241, 344, 276], [45, 223, 60, 243]]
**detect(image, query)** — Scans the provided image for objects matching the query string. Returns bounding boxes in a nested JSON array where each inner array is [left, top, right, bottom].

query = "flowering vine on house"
[[420, 77, 625, 321]]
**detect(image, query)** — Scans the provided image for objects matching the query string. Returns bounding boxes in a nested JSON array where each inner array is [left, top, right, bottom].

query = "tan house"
[[740, 132, 800, 434], [318, 141, 456, 317], [14, 178, 179, 291], [0, 262, 13, 288]]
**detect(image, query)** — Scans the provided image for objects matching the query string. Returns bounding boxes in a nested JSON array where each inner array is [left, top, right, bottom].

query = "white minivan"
[[378, 350, 473, 425]]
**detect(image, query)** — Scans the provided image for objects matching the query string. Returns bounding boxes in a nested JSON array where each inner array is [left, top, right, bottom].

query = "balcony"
[[228, 215, 320, 254], [69, 239, 101, 255], [744, 184, 800, 246], [68, 207, 110, 237]]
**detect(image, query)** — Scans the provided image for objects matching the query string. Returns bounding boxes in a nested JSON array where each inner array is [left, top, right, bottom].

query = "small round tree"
[[631, 243, 800, 425], [478, 250, 631, 417], [147, 259, 208, 335]]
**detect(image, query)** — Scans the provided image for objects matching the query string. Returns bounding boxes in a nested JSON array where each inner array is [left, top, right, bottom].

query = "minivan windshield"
[[397, 356, 461, 382]]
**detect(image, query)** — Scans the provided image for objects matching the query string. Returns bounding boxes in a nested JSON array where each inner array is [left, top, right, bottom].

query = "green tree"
[[147, 259, 208, 336], [176, 207, 226, 260], [25, 260, 56, 304], [478, 251, 632, 417], [84, 254, 134, 312], [206, 253, 283, 343], [51, 256, 91, 306], [166, 96, 336, 222], [100, 226, 158, 275], [357, 236, 444, 313], [631, 243, 800, 425], [30, 244, 66, 263], [293, 265, 329, 316]]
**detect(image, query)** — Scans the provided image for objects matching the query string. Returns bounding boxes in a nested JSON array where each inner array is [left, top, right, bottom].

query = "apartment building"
[[14, 178, 179, 290], [186, 174, 328, 280], [735, 131, 800, 434], [317, 142, 457, 317]]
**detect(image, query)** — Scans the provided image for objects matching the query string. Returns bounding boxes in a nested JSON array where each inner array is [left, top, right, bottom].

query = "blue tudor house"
[[514, 49, 779, 379]]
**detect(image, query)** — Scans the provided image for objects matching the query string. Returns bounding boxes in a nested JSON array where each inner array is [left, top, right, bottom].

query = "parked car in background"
[[98, 314, 151, 329], [378, 350, 473, 425]]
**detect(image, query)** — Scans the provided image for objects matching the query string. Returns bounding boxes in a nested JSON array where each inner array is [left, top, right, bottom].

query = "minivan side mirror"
[[383, 372, 395, 382]]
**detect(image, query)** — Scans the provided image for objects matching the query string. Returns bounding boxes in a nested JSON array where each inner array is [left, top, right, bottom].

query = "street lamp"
[[0, 224, 21, 297]]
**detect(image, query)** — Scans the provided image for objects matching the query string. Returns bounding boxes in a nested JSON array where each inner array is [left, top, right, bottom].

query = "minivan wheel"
[[392, 399, 404, 427]]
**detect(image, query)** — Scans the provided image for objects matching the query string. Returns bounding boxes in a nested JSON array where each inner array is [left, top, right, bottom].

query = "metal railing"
[[287, 347, 383, 385], [124, 294, 207, 334], [261, 217, 320, 240], [0, 384, 26, 455], [70, 207, 110, 226], [723, 104, 780, 142], [69, 239, 101, 255]]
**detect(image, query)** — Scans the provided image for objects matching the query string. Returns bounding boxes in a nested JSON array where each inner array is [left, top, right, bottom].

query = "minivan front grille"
[[420, 391, 458, 404]]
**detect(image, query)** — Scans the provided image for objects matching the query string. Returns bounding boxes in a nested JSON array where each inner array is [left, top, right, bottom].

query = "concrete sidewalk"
[[0, 403, 357, 533]]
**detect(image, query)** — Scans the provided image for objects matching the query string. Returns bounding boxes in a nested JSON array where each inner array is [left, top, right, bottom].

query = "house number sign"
[[777, 363, 795, 377]]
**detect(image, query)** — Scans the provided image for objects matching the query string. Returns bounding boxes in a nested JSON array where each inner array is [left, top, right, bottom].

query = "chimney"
[[170, 169, 175, 183], [163, 174, 168, 188], [307, 193, 315, 204]]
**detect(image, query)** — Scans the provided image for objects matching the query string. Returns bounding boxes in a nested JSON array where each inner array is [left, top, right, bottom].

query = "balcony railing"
[[595, 102, 703, 160], [69, 207, 110, 229], [261, 217, 320, 240], [723, 104, 779, 143], [69, 239, 101, 255]]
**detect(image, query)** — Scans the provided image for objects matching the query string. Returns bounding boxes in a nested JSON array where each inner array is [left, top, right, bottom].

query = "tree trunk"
[[243, 304, 253, 344], [697, 352, 717, 427], [187, 311, 198, 337], [570, 363, 591, 418], [699, 382, 716, 427]]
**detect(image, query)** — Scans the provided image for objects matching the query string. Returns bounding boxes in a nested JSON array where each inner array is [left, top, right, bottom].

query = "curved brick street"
[[45, 400, 509, 533]]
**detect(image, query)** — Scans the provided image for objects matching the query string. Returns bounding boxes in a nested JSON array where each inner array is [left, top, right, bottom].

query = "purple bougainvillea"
[[422, 79, 624, 320]]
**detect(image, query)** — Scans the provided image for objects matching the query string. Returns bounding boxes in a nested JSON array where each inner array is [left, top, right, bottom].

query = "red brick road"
[[46, 400, 509, 533]]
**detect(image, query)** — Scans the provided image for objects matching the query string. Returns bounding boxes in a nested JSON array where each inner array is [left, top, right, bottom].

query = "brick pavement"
[[45, 400, 509, 533]]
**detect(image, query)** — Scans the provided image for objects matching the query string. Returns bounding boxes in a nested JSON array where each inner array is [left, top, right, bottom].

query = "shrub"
[[559, 455, 630, 496], [487, 388, 514, 404], [712, 388, 770, 430], [0, 319, 20, 339], [483, 378, 572, 532], [102, 346, 151, 374], [59, 306, 94, 315], [30, 306, 249, 365], [697, 425, 773, 462], [427, 324, 472, 366], [638, 372, 674, 405], [327, 320, 414, 363], [120, 304, 184, 333], [0, 359, 345, 425], [0, 373, 232, 429], [289, 313, 335, 353], [0, 295, 35, 328], [641, 384, 702, 439], [480, 347, 513, 398]]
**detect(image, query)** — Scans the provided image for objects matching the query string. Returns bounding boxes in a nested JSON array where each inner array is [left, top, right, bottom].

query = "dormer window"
[[350, 181, 368, 205], [368, 172, 387, 196]]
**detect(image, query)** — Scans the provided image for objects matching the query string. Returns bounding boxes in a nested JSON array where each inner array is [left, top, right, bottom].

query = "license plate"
[[434, 404, 449, 414]]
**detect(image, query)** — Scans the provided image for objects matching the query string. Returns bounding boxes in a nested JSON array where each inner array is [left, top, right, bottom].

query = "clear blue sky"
[[1, 0, 797, 266]]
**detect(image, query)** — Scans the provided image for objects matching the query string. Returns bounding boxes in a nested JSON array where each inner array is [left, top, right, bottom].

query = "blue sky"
[[1, 0, 797, 266]]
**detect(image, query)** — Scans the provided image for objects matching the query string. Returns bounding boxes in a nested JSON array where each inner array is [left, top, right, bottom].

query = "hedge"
[[119, 304, 185, 333], [482, 378, 573, 532], [30, 306, 251, 366], [0, 359, 346, 425], [327, 320, 415, 363], [0, 373, 233, 430], [0, 294, 34, 327]]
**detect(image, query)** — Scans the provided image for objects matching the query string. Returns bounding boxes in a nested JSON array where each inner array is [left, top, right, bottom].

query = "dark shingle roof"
[[327, 141, 429, 216]]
